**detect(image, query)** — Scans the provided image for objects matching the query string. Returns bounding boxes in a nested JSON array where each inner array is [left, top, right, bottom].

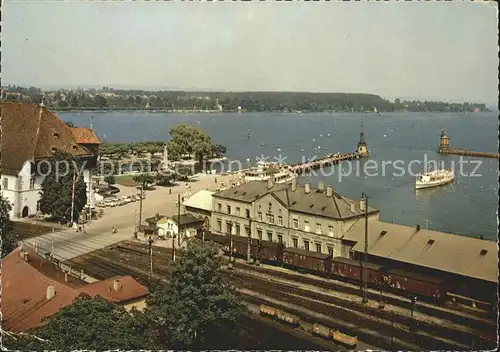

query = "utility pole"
[[138, 183, 144, 227], [177, 194, 181, 247], [228, 221, 233, 270], [148, 236, 153, 284], [70, 170, 76, 226], [361, 192, 369, 304], [247, 218, 252, 264]]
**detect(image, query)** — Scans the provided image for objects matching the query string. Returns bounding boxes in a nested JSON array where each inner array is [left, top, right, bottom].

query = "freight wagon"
[[259, 305, 300, 327], [283, 247, 332, 274], [331, 257, 383, 286], [386, 268, 446, 300]]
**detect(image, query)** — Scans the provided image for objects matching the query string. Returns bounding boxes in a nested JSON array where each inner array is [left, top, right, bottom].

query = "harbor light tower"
[[439, 130, 450, 153], [357, 119, 370, 157]]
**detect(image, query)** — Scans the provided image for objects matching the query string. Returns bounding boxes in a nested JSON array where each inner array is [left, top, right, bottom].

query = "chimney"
[[305, 183, 311, 194], [267, 177, 274, 189], [318, 182, 325, 192], [326, 185, 333, 197], [359, 199, 366, 212], [350, 203, 356, 213], [46, 286, 56, 300], [416, 225, 420, 231], [291, 178, 297, 192], [113, 280, 121, 291]]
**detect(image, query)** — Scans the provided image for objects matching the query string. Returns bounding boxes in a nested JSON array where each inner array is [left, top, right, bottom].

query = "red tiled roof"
[[80, 276, 149, 303], [1, 247, 149, 332], [70, 127, 101, 145], [0, 102, 94, 174]]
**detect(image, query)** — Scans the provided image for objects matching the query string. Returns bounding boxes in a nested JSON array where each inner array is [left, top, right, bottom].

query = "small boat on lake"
[[243, 161, 297, 184]]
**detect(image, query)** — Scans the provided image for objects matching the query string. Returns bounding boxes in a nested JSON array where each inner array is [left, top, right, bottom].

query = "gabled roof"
[[167, 213, 204, 226], [183, 190, 214, 212], [1, 246, 149, 332], [213, 181, 378, 220], [345, 220, 498, 283], [70, 127, 101, 144], [0, 102, 94, 174]]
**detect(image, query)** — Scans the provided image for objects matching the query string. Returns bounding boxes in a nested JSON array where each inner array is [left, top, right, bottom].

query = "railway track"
[[229, 269, 471, 350], [63, 241, 493, 350], [231, 261, 495, 331]]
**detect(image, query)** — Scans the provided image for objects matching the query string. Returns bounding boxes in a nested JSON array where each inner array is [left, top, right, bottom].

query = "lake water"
[[61, 111, 498, 240]]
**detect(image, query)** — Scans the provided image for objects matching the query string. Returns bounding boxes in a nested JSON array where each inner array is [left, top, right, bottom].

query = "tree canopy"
[[38, 151, 87, 223], [167, 124, 213, 167], [4, 294, 156, 351], [0, 196, 17, 258], [133, 173, 156, 188], [146, 239, 246, 349]]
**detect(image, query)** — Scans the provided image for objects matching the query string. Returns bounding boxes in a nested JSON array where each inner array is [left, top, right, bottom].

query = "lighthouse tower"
[[356, 119, 370, 157], [439, 130, 450, 153]]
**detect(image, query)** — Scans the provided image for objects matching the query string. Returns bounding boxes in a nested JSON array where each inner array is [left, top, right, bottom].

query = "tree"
[[155, 172, 174, 187], [146, 239, 246, 349], [4, 294, 157, 351], [133, 173, 156, 189], [39, 151, 87, 223], [211, 144, 227, 158], [104, 175, 116, 186], [0, 196, 17, 258], [167, 124, 213, 170]]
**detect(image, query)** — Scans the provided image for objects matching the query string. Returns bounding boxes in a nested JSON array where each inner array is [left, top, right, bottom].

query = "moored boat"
[[244, 161, 297, 184]]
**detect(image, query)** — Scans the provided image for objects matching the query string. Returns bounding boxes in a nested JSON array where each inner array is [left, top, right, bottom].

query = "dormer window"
[[51, 147, 57, 153], [72, 145, 78, 151], [53, 132, 60, 139]]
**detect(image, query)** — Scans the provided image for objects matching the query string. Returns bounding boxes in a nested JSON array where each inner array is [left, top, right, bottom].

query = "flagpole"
[[71, 170, 76, 226]]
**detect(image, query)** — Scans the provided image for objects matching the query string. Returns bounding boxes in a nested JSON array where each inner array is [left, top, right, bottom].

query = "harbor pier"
[[438, 131, 499, 159]]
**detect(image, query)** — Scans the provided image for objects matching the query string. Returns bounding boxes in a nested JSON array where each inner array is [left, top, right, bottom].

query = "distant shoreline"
[[54, 108, 491, 114]]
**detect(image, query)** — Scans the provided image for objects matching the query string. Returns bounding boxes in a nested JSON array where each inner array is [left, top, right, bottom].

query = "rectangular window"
[[226, 222, 232, 234], [245, 226, 250, 236], [246, 209, 250, 218], [304, 221, 310, 232], [216, 218, 222, 232], [327, 246, 334, 257], [30, 177, 35, 190], [217, 203, 222, 212], [257, 229, 263, 240], [236, 207, 241, 216], [304, 240, 310, 251], [315, 243, 322, 253], [278, 216, 284, 226], [292, 238, 298, 248], [277, 234, 283, 244], [267, 231, 273, 242], [267, 214, 275, 224], [316, 223, 322, 234], [292, 218, 299, 229], [328, 225, 334, 235], [236, 224, 241, 235], [227, 205, 231, 215], [2, 178, 8, 190], [258, 212, 263, 221]]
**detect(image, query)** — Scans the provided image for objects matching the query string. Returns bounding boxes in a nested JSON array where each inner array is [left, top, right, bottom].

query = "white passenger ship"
[[243, 161, 297, 184], [415, 168, 454, 190]]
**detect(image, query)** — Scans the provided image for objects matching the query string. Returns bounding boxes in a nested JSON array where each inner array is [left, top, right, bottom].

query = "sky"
[[2, 1, 498, 103]]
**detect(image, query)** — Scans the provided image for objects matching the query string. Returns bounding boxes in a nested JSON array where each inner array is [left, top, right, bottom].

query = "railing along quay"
[[290, 152, 360, 173]]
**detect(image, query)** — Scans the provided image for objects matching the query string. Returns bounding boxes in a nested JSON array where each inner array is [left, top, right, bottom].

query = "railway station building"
[[210, 179, 380, 258]]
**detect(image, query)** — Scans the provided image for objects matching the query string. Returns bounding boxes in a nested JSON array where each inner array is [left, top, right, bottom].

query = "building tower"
[[357, 119, 370, 157], [439, 130, 450, 153]]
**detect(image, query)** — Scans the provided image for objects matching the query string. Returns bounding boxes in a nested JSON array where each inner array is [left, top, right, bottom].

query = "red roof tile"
[[70, 127, 101, 145], [1, 247, 149, 332], [0, 102, 94, 174]]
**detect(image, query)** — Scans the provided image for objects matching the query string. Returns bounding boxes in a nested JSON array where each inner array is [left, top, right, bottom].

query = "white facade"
[[0, 161, 95, 220], [157, 218, 198, 238]]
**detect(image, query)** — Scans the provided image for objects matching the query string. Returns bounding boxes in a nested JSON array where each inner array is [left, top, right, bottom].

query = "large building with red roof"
[[0, 102, 101, 219], [1, 246, 148, 333]]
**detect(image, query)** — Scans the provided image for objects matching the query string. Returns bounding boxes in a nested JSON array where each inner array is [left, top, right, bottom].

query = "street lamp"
[[227, 221, 235, 270], [410, 295, 418, 331], [361, 192, 369, 304]]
